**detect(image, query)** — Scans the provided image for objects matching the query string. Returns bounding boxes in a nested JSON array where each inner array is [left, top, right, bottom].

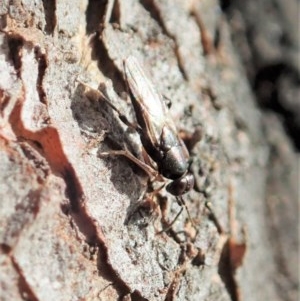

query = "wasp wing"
[[124, 56, 175, 148]]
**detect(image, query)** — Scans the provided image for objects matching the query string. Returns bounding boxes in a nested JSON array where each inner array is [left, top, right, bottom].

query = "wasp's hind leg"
[[100, 145, 158, 179]]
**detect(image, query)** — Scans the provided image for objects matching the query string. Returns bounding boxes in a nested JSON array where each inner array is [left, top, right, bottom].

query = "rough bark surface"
[[0, 1, 298, 301]]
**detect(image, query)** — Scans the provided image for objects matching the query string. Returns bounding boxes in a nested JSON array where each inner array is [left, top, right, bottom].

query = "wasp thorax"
[[159, 145, 189, 179]]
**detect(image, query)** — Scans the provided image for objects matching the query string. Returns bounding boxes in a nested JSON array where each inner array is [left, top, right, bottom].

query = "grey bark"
[[0, 1, 298, 301]]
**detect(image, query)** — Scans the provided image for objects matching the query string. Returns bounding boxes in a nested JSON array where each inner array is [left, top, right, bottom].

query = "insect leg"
[[157, 206, 184, 234], [157, 196, 196, 234], [103, 0, 116, 25], [78, 80, 141, 132], [100, 147, 158, 179], [98, 90, 141, 132]]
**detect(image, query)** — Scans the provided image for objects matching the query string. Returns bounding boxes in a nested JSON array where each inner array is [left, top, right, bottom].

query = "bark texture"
[[0, 1, 298, 301]]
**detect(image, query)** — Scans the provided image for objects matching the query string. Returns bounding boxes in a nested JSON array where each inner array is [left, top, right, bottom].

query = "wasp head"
[[166, 173, 194, 196]]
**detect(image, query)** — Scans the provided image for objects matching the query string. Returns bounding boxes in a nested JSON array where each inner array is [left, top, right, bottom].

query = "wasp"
[[100, 56, 195, 230]]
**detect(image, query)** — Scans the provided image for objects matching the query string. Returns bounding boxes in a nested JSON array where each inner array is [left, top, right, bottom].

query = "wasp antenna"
[[177, 196, 196, 231], [157, 196, 196, 234], [205, 201, 224, 234]]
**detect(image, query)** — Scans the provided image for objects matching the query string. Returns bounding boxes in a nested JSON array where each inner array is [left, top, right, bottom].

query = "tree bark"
[[0, 1, 298, 301]]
